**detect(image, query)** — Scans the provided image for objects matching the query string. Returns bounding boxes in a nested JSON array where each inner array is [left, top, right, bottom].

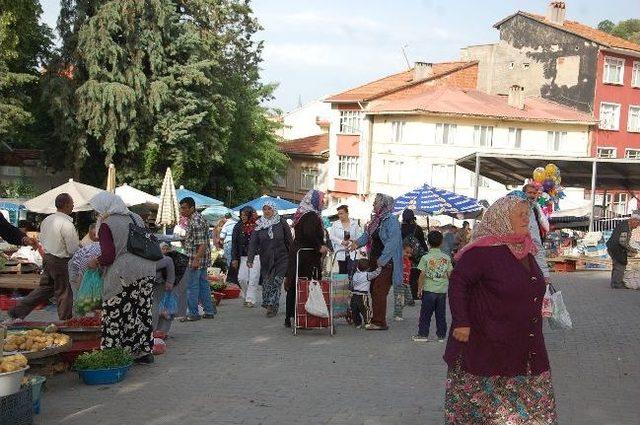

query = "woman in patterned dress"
[[443, 196, 558, 424], [88, 192, 157, 364]]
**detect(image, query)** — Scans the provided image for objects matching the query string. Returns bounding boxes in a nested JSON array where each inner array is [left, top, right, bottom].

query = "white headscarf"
[[89, 192, 130, 225], [255, 200, 281, 239]]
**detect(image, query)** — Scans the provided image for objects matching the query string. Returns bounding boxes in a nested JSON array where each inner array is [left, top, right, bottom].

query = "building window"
[[508, 62, 515, 70], [381, 159, 404, 183], [431, 164, 454, 188], [0, 166, 23, 177], [473, 125, 493, 147], [628, 106, 640, 133], [599, 102, 621, 130], [339, 110, 362, 134], [625, 149, 640, 159], [391, 121, 405, 143], [275, 173, 287, 188], [300, 168, 318, 190], [508, 127, 522, 148], [603, 56, 624, 85], [522, 62, 530, 69], [546, 131, 566, 151], [338, 156, 359, 180], [633, 62, 640, 88], [595, 193, 613, 208], [435, 123, 456, 145], [597, 147, 617, 158], [613, 193, 629, 215]]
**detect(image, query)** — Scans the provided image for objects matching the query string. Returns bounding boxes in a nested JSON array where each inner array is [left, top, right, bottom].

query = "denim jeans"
[[186, 267, 216, 317], [418, 291, 447, 339]]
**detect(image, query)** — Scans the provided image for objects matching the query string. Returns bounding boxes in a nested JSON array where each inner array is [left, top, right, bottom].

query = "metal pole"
[[589, 160, 597, 231], [473, 153, 481, 200], [452, 163, 457, 193]]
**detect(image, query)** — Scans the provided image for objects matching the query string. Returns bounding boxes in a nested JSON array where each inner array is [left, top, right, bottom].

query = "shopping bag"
[[74, 269, 103, 315], [159, 291, 178, 319], [305, 280, 329, 318], [548, 284, 572, 330], [541, 285, 553, 318]]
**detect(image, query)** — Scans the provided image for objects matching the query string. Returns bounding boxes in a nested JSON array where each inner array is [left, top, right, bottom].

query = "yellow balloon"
[[533, 167, 546, 183], [545, 163, 559, 178], [554, 175, 562, 185]]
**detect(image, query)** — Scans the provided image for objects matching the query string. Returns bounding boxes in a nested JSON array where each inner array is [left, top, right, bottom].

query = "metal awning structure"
[[455, 152, 640, 230]]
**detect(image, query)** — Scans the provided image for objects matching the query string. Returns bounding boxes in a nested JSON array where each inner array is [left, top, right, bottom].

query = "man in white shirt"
[[329, 205, 362, 275], [10, 193, 79, 320]]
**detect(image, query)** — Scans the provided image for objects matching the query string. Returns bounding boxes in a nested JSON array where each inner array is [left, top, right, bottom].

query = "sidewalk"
[[31, 271, 640, 424]]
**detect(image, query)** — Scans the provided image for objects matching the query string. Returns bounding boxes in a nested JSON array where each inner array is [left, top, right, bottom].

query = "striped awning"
[[394, 184, 483, 217]]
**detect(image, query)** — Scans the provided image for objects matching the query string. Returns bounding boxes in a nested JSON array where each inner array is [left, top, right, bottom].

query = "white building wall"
[[367, 114, 590, 208], [278, 99, 332, 140]]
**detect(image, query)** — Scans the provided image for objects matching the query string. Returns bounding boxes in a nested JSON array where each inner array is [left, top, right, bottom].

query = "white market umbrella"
[[24, 179, 105, 214], [106, 163, 116, 193], [155, 168, 180, 227], [115, 183, 160, 207]]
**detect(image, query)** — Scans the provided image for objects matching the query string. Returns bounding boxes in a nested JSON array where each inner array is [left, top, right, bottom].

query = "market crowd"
[[10, 181, 640, 423]]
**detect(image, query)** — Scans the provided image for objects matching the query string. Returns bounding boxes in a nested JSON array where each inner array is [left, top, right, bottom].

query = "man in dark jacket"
[[606, 212, 640, 289]]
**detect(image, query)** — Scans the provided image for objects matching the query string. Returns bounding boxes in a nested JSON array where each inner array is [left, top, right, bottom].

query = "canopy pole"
[[452, 163, 457, 194], [589, 160, 598, 231], [473, 154, 481, 200]]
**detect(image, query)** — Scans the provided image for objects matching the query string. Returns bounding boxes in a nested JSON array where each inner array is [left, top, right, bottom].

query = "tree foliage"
[[48, 0, 285, 203], [0, 1, 53, 147], [598, 18, 640, 44]]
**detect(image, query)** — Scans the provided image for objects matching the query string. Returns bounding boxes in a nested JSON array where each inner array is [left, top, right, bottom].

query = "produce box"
[[222, 284, 241, 299]]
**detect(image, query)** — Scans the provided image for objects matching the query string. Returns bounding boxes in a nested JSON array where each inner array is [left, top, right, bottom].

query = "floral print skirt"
[[262, 274, 284, 313], [445, 365, 557, 425], [101, 276, 154, 357]]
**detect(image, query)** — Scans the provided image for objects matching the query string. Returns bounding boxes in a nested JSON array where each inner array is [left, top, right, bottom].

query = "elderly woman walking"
[[443, 196, 557, 424], [247, 201, 293, 318], [232, 206, 260, 307], [285, 189, 328, 328], [88, 192, 156, 364], [349, 194, 403, 330]]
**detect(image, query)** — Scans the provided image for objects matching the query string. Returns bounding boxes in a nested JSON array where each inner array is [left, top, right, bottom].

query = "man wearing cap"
[[606, 211, 640, 289]]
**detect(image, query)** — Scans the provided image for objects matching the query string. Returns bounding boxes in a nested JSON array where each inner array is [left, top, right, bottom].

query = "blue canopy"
[[201, 205, 238, 223], [0, 201, 26, 226], [233, 195, 298, 215], [394, 184, 483, 217], [175, 187, 223, 209]]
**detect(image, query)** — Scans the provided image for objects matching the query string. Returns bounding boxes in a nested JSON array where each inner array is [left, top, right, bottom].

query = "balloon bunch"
[[532, 163, 565, 217]]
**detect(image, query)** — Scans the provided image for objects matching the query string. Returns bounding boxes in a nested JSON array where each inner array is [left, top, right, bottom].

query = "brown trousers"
[[10, 254, 73, 320], [369, 262, 393, 328]]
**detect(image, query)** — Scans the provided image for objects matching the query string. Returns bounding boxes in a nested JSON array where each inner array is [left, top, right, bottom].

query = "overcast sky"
[[40, 0, 638, 112]]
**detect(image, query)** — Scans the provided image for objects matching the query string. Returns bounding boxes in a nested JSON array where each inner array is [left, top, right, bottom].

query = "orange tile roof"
[[279, 134, 329, 157], [367, 87, 596, 124], [496, 12, 640, 53], [325, 61, 478, 103]]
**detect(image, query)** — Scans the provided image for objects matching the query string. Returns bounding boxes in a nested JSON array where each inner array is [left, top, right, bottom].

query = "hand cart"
[[293, 248, 334, 335]]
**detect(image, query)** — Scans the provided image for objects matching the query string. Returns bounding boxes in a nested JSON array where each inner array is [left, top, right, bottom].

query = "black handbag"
[[127, 214, 163, 261]]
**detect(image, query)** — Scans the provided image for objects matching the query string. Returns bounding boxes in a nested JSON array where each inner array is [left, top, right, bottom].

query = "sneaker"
[[179, 315, 200, 322], [355, 325, 363, 329], [437, 338, 445, 342], [394, 316, 404, 322], [365, 324, 388, 330], [202, 314, 215, 319], [411, 335, 430, 342], [245, 302, 256, 308]]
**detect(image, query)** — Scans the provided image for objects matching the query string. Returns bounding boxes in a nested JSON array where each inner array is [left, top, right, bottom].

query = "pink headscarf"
[[454, 196, 538, 262]]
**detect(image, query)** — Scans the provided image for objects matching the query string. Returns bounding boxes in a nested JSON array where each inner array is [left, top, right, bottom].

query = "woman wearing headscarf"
[[247, 201, 293, 318], [401, 209, 428, 305], [87, 192, 156, 364], [443, 196, 557, 424], [349, 194, 403, 330], [231, 206, 260, 307], [285, 189, 328, 328]]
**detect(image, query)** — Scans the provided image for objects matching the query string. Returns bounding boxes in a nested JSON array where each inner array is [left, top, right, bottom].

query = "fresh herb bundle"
[[73, 348, 133, 370]]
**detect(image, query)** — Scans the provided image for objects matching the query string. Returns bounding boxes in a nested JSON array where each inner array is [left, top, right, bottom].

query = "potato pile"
[[3, 329, 70, 353], [0, 353, 28, 373]]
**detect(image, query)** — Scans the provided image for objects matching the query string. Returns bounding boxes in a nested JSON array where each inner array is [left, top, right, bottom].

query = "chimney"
[[413, 62, 433, 81], [508, 85, 525, 110], [546, 1, 566, 25]]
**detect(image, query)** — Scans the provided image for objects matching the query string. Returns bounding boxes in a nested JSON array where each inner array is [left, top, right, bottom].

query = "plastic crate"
[[0, 386, 33, 425]]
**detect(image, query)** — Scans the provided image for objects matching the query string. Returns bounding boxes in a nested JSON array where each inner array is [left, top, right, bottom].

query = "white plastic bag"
[[305, 280, 329, 318], [548, 285, 572, 330], [541, 285, 553, 318]]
